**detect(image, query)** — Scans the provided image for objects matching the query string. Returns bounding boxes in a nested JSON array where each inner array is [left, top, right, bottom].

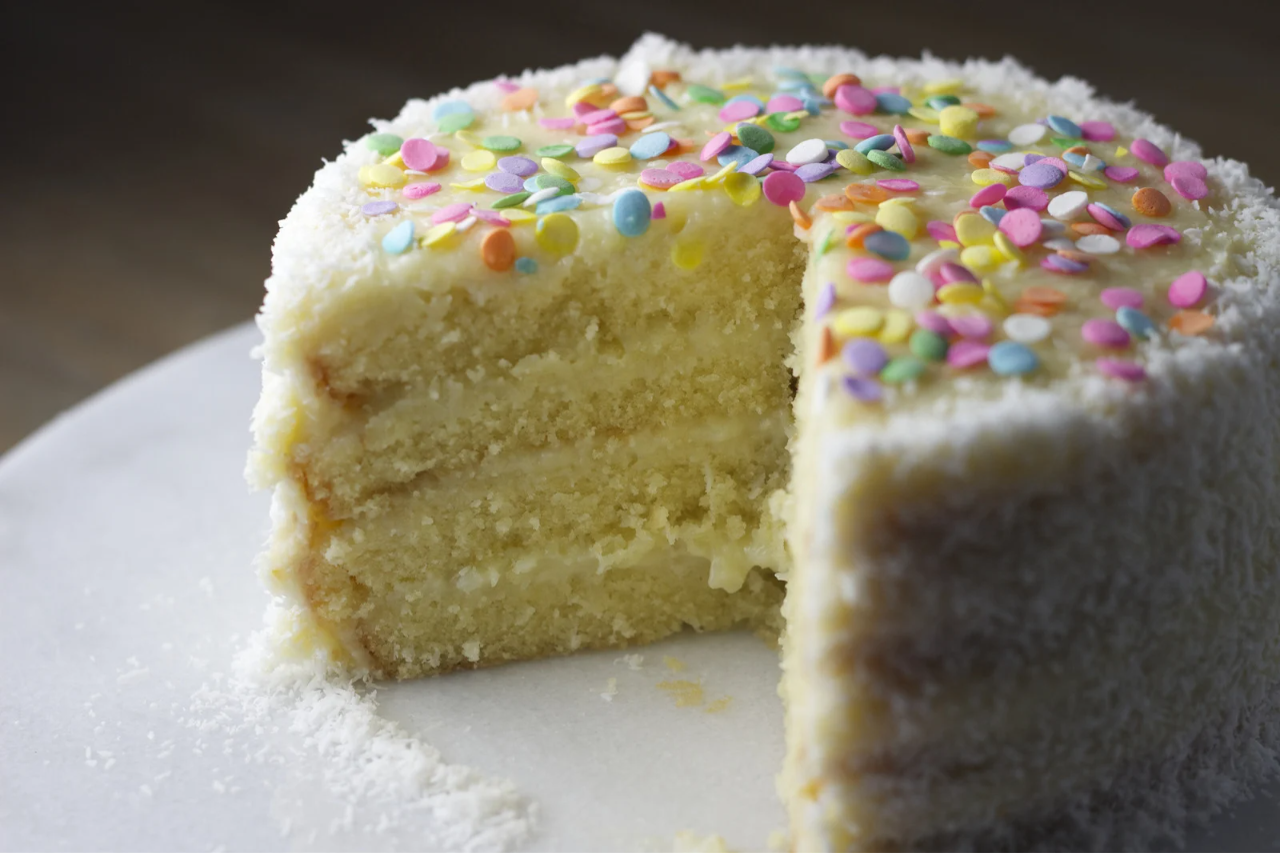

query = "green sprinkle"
[[880, 355, 927, 384], [909, 329, 949, 362], [765, 112, 801, 133], [927, 134, 973, 156], [866, 149, 906, 172], [736, 123, 775, 154], [438, 112, 474, 133], [925, 94, 961, 110], [815, 228, 839, 258], [907, 106, 940, 123], [686, 84, 725, 105], [480, 135, 522, 152], [1050, 136, 1077, 148], [536, 143, 575, 159], [529, 174, 575, 196], [365, 133, 403, 156], [493, 192, 531, 209]]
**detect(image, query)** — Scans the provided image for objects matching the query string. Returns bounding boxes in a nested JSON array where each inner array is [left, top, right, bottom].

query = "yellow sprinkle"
[[939, 239, 963, 251], [959, 245, 1000, 274], [462, 150, 496, 171], [671, 236, 704, 270], [1068, 170, 1107, 189], [836, 148, 875, 175], [970, 168, 1014, 187], [937, 282, 985, 305], [360, 163, 406, 188], [875, 203, 918, 239], [535, 213, 579, 255], [833, 307, 885, 337], [423, 222, 457, 247], [593, 146, 632, 166], [879, 196, 917, 206], [705, 162, 737, 185], [907, 106, 940, 124], [721, 76, 754, 91], [502, 209, 536, 224], [922, 78, 964, 95], [982, 279, 1010, 314], [992, 232, 1024, 264], [449, 178, 488, 191], [618, 110, 652, 121], [454, 130, 482, 148], [955, 213, 996, 246], [831, 210, 875, 224], [381, 151, 405, 168], [566, 83, 604, 107], [878, 309, 913, 344], [939, 105, 979, 138], [723, 172, 761, 206], [667, 177, 704, 192], [542, 159, 580, 181], [1116, 145, 1129, 158]]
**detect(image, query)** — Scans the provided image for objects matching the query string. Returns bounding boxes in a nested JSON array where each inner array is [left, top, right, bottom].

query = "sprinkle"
[[577, 134, 619, 158], [1019, 163, 1065, 190], [535, 194, 581, 215], [915, 310, 953, 336], [1130, 138, 1169, 167], [535, 213, 579, 255], [480, 135, 522, 153], [1002, 313, 1051, 344], [611, 189, 652, 237], [874, 204, 918, 240], [365, 133, 403, 156], [847, 257, 895, 283], [739, 153, 775, 176], [668, 161, 706, 180], [840, 376, 883, 402], [629, 132, 672, 160], [1101, 288, 1144, 310], [1079, 121, 1116, 142], [765, 113, 802, 133], [360, 163, 407, 188], [866, 150, 905, 172], [891, 125, 915, 163], [1127, 224, 1182, 249], [926, 221, 959, 243], [1096, 358, 1146, 382], [542, 159, 581, 181], [536, 144, 576, 159], [834, 306, 885, 336], [671, 236, 705, 269], [1169, 270, 1208, 308], [1082, 318, 1130, 349], [888, 271, 935, 310], [1171, 175, 1209, 200], [501, 87, 538, 111], [401, 138, 443, 171], [1003, 186, 1049, 212], [1169, 310, 1214, 336], [814, 282, 837, 318], [686, 83, 725, 105], [970, 184, 1006, 208], [1102, 166, 1139, 184], [864, 229, 910, 261], [594, 147, 632, 166], [839, 121, 879, 139], [639, 168, 683, 190], [833, 84, 876, 115], [905, 327, 947, 361], [875, 92, 912, 115], [927, 134, 972, 156], [438, 112, 474, 133], [402, 182, 441, 200], [1116, 306, 1157, 339], [423, 221, 455, 247], [782, 137, 825, 166], [950, 312, 993, 340], [361, 200, 398, 216], [514, 256, 538, 274], [937, 282, 984, 304], [380, 220, 415, 254], [853, 134, 896, 154], [700, 132, 733, 161], [1164, 160, 1208, 183], [880, 355, 926, 384], [878, 309, 913, 343], [1041, 254, 1089, 274], [1008, 124, 1047, 146], [539, 117, 576, 131], [988, 340, 1039, 375], [996, 208, 1042, 247], [432, 202, 473, 224], [1086, 202, 1130, 230], [843, 338, 889, 376], [652, 202, 666, 219], [878, 179, 919, 194], [736, 123, 775, 155], [938, 105, 979, 139], [492, 191, 531, 209], [1130, 187, 1171, 217], [462, 150, 496, 172], [763, 171, 805, 206], [836, 149, 875, 175], [1076, 234, 1122, 254], [916, 247, 958, 275], [474, 209, 510, 227], [1046, 115, 1082, 138], [484, 171, 524, 194], [480, 229, 516, 271], [649, 85, 679, 111], [724, 171, 762, 206], [955, 213, 996, 247], [971, 168, 1014, 187], [498, 155, 538, 177]]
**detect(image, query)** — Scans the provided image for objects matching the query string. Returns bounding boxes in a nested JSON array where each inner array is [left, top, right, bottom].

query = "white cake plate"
[[1, 323, 1277, 852]]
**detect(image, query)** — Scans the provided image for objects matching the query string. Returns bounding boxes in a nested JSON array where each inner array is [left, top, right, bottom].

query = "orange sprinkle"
[[904, 127, 931, 145], [610, 95, 648, 114], [481, 229, 515, 272], [817, 326, 837, 364], [1132, 187, 1172, 217], [1014, 299, 1061, 317], [822, 72, 862, 98], [598, 83, 619, 100], [1169, 310, 1214, 336], [1056, 249, 1093, 264], [674, 138, 696, 154], [961, 102, 997, 118], [1071, 222, 1112, 236], [625, 116, 656, 131], [500, 87, 538, 111], [789, 201, 812, 230], [814, 194, 854, 212], [968, 150, 994, 168], [1021, 286, 1068, 305], [844, 183, 890, 204], [845, 223, 882, 248], [650, 69, 681, 88], [1063, 145, 1089, 157]]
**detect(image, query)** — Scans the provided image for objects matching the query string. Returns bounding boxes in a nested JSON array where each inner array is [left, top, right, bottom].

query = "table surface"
[[3, 0, 1277, 453]]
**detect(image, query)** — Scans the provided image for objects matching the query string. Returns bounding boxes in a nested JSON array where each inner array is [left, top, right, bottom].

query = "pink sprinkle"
[[947, 340, 991, 369], [539, 117, 576, 130], [701, 131, 733, 162], [877, 178, 919, 193], [939, 261, 977, 284], [402, 181, 441, 200], [431, 202, 472, 224], [840, 120, 880, 139], [892, 124, 915, 164], [572, 101, 597, 118], [667, 161, 705, 180], [494, 80, 519, 94], [1087, 203, 1127, 231], [871, 86, 900, 95], [579, 108, 617, 125], [1100, 287, 1144, 310], [927, 220, 958, 243], [638, 168, 682, 189], [834, 84, 877, 116], [473, 209, 511, 227], [1003, 186, 1049, 212], [1097, 358, 1147, 382], [1168, 271, 1208, 308], [719, 100, 761, 122], [970, 184, 1006, 208], [1171, 175, 1209, 200], [1037, 156, 1071, 175], [652, 202, 666, 220], [764, 171, 806, 206], [915, 310, 953, 336], [1082, 318, 1131, 349], [998, 208, 1043, 247], [1079, 121, 1116, 142], [1164, 161, 1208, 183], [1104, 166, 1139, 183], [588, 117, 626, 136], [400, 138, 440, 172], [1127, 224, 1181, 249], [768, 159, 800, 172], [1130, 138, 1169, 167], [949, 313, 993, 340], [992, 162, 1022, 176], [847, 257, 895, 282], [766, 95, 805, 113]]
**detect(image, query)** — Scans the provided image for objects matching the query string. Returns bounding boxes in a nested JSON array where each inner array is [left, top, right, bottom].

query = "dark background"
[[3, 0, 1277, 452]]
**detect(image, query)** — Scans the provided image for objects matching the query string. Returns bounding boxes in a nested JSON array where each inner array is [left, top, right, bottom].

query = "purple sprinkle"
[[1024, 153, 1045, 165], [485, 171, 525, 194], [1019, 163, 1065, 190], [796, 162, 836, 182], [498, 156, 538, 177], [361, 200, 399, 216], [915, 310, 953, 336], [767, 159, 800, 173], [1041, 254, 1089, 274], [841, 375, 884, 403], [814, 282, 837, 318], [739, 153, 774, 176], [843, 338, 888, 376], [575, 134, 618, 158]]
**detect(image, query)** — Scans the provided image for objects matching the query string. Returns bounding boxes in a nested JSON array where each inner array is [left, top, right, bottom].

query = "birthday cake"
[[248, 33, 1280, 849]]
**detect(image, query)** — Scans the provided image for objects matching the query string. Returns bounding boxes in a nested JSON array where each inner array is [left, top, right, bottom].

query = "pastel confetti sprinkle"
[[1127, 224, 1182, 249], [844, 338, 889, 376], [988, 341, 1040, 375], [1101, 287, 1144, 310], [1164, 161, 1208, 182], [847, 257, 895, 282], [612, 189, 652, 237], [841, 376, 884, 402], [361, 200, 398, 216], [381, 220, 414, 254], [762, 171, 805, 206], [1171, 175, 1209, 200], [1003, 314, 1051, 344], [1019, 163, 1065, 190], [1130, 138, 1169, 167], [1081, 318, 1131, 349], [1116, 306, 1157, 339], [402, 182, 441, 200], [629, 132, 672, 160], [1003, 186, 1049, 212], [1096, 358, 1146, 382], [514, 256, 538, 274], [1168, 271, 1208, 308]]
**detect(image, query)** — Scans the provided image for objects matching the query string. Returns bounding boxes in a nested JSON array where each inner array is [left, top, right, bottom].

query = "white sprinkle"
[[1008, 123, 1047, 146], [888, 271, 936, 310], [1082, 153, 1106, 172], [1004, 313, 1052, 344], [642, 121, 682, 134], [916, 247, 959, 275], [786, 137, 829, 165], [1077, 234, 1122, 254], [1048, 190, 1089, 220], [522, 187, 558, 207], [991, 152, 1027, 172]]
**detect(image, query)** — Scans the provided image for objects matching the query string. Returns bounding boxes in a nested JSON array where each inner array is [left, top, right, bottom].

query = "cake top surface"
[[261, 33, 1280, 456]]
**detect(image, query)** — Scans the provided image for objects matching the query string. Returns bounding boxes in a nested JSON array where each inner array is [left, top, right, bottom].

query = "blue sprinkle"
[[629, 132, 672, 160], [432, 100, 473, 121], [1116, 307, 1157, 339], [875, 92, 912, 114], [612, 189, 652, 238], [800, 95, 826, 115], [774, 66, 809, 80], [977, 139, 1013, 153], [535, 194, 582, 215], [979, 206, 1006, 225], [726, 94, 767, 110], [514, 256, 538, 274], [854, 134, 896, 154], [864, 230, 910, 261], [823, 139, 849, 151], [717, 146, 759, 168], [648, 85, 679, 111], [1093, 201, 1132, 229], [1062, 151, 1087, 168], [924, 94, 961, 110], [988, 341, 1040, 376], [1046, 115, 1083, 138], [381, 220, 415, 255]]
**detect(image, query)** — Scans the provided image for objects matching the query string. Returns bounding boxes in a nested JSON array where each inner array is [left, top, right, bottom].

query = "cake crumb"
[[656, 679, 704, 708], [600, 677, 618, 702], [704, 696, 732, 714], [673, 830, 733, 852], [662, 655, 687, 673]]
